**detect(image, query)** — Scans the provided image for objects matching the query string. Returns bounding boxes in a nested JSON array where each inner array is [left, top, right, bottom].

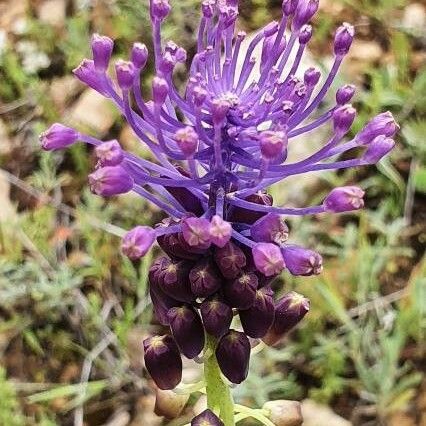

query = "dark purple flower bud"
[[299, 24, 313, 45], [189, 259, 222, 298], [115, 60, 136, 90], [304, 67, 320, 86], [239, 287, 275, 338], [40, 123, 78, 151], [211, 98, 231, 126], [214, 241, 246, 279], [356, 111, 399, 145], [152, 76, 169, 105], [191, 409, 224, 426], [251, 213, 289, 245], [151, 0, 171, 21], [216, 330, 250, 384], [334, 23, 355, 56], [202, 0, 215, 19], [323, 186, 365, 213], [95, 140, 124, 166], [229, 191, 273, 225], [224, 272, 258, 309], [363, 135, 395, 163], [333, 104, 356, 134], [154, 257, 195, 303], [173, 126, 199, 157], [281, 244, 323, 276], [181, 217, 211, 249], [209, 215, 232, 248], [121, 226, 156, 260], [263, 292, 310, 346], [88, 166, 134, 196], [293, 0, 319, 31], [143, 335, 182, 390], [259, 130, 287, 161], [252, 243, 285, 277], [73, 59, 109, 96], [91, 34, 114, 72], [200, 298, 233, 338], [282, 0, 299, 16], [336, 84, 356, 105], [167, 306, 205, 359], [131, 42, 148, 69]]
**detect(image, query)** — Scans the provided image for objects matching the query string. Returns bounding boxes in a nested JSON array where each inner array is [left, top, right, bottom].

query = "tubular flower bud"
[[281, 245, 323, 276], [191, 409, 224, 426], [252, 243, 285, 277], [336, 84, 356, 105], [259, 131, 288, 160], [95, 140, 124, 166], [121, 226, 156, 260], [143, 335, 182, 390], [182, 217, 212, 249], [131, 42, 148, 69], [334, 23, 355, 56], [73, 59, 109, 96], [356, 111, 399, 145], [282, 0, 299, 16], [363, 135, 395, 163], [263, 291, 310, 346], [152, 76, 169, 105], [239, 287, 275, 338], [299, 24, 313, 45], [189, 259, 221, 298], [293, 0, 319, 31], [251, 213, 289, 245], [304, 67, 320, 86], [214, 241, 246, 279], [167, 305, 205, 359], [211, 98, 231, 126], [323, 186, 365, 213], [91, 34, 114, 72], [40, 123, 78, 151], [224, 272, 258, 309], [333, 104, 356, 134], [115, 60, 136, 90], [151, 0, 171, 21], [88, 166, 133, 196], [209, 215, 232, 248], [216, 330, 250, 384], [200, 298, 233, 338], [174, 126, 199, 157]]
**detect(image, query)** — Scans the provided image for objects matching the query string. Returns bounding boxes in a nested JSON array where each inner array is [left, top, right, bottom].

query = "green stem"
[[204, 334, 235, 426]]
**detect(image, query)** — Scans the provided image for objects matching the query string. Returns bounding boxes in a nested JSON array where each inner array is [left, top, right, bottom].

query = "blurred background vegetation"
[[0, 0, 425, 425]]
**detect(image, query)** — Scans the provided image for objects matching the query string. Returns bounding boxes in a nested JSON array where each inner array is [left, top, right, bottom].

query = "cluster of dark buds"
[[41, 0, 398, 422]]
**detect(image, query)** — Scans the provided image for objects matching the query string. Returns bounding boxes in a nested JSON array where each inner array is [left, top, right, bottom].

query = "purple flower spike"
[[182, 217, 211, 249], [40, 123, 78, 151], [356, 111, 399, 144], [323, 186, 365, 213], [131, 42, 148, 69], [209, 216, 232, 248], [251, 213, 289, 245], [115, 60, 136, 90], [224, 272, 258, 309], [252, 243, 285, 277], [143, 335, 182, 390], [336, 84, 356, 105], [200, 298, 233, 338], [88, 166, 134, 196], [214, 242, 246, 279], [263, 291, 310, 346], [191, 409, 224, 426], [216, 330, 250, 384], [167, 306, 205, 359], [334, 23, 355, 56], [363, 135, 396, 163], [239, 287, 275, 338], [72, 59, 109, 96], [174, 126, 199, 157], [95, 140, 124, 166], [281, 244, 323, 276], [91, 34, 114, 72], [189, 259, 221, 298], [121, 226, 156, 260]]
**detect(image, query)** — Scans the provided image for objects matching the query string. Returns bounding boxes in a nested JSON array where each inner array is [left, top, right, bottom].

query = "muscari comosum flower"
[[41, 0, 398, 423]]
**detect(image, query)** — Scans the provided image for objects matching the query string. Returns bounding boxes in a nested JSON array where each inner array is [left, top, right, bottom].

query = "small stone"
[[154, 388, 189, 419], [263, 400, 303, 426], [402, 4, 426, 36], [38, 0, 66, 28], [50, 76, 81, 112], [301, 400, 351, 426]]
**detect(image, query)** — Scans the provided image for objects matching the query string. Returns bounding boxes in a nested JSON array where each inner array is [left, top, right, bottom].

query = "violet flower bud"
[[191, 85, 208, 107], [334, 23, 355, 56], [201, 0, 215, 19], [304, 67, 320, 86], [211, 98, 231, 126], [159, 51, 177, 75], [181, 217, 211, 249], [299, 24, 313, 45], [263, 291, 310, 346], [88, 166, 134, 196], [229, 191, 273, 225], [224, 272, 258, 309], [264, 21, 280, 37], [174, 126, 199, 157], [251, 213, 289, 245], [239, 287, 275, 338], [95, 140, 124, 166], [214, 241, 246, 279], [356, 111, 399, 145], [91, 34, 114, 72], [216, 330, 250, 384], [167, 306, 205, 359], [192, 409, 224, 426], [115, 60, 136, 90], [293, 0, 319, 31], [282, 0, 299, 16], [281, 244, 323, 276], [259, 131, 288, 161], [143, 335, 182, 390], [40, 123, 78, 151], [189, 259, 222, 298], [252, 243, 285, 277], [152, 76, 169, 105], [363, 135, 395, 163], [323, 186, 365, 213], [131, 42, 148, 69], [151, 0, 171, 21], [209, 215, 232, 248], [336, 84, 356, 105], [121, 226, 156, 260], [200, 298, 233, 338], [333, 104, 356, 134], [73, 59, 109, 96]]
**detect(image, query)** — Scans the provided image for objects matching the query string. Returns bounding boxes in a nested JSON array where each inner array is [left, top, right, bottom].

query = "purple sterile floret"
[[281, 244, 323, 276], [122, 226, 156, 260], [40, 123, 79, 150], [95, 140, 124, 166], [191, 409, 224, 426]]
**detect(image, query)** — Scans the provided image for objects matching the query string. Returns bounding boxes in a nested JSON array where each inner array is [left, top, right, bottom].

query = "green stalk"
[[204, 334, 235, 426]]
